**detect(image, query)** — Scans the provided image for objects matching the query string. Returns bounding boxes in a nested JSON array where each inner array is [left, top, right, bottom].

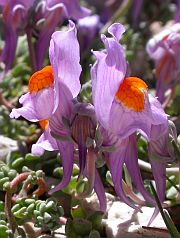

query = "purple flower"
[[91, 23, 169, 208], [132, 0, 143, 27], [10, 21, 106, 212], [48, 100, 107, 212], [0, 0, 90, 76], [10, 21, 81, 186], [0, 0, 33, 77], [35, 0, 91, 70], [46, 0, 91, 19], [10, 21, 81, 121], [174, 0, 180, 23], [91, 23, 167, 140], [146, 23, 180, 103], [77, 15, 101, 51], [148, 120, 178, 202]]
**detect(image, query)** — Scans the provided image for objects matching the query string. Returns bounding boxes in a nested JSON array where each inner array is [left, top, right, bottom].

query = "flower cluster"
[[10, 21, 177, 213]]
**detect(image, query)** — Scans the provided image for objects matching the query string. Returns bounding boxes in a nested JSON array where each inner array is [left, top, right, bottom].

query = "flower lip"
[[115, 77, 148, 112], [28, 65, 54, 94]]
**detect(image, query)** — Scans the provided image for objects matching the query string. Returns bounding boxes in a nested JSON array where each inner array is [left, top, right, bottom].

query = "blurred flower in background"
[[77, 14, 101, 52], [0, 0, 90, 78], [146, 23, 180, 104], [0, 0, 33, 78]]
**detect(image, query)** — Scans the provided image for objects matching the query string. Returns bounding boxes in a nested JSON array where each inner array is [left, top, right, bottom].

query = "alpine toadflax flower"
[[91, 23, 169, 208], [91, 23, 168, 141], [10, 21, 106, 212], [10, 21, 81, 123], [10, 21, 81, 191], [146, 23, 180, 103]]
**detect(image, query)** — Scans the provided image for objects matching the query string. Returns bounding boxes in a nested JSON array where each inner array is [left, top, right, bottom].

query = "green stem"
[[166, 176, 180, 193], [138, 159, 179, 174], [0, 91, 13, 111], [150, 182, 180, 238]]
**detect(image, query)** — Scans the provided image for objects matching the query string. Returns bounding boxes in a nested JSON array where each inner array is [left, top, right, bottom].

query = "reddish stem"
[[10, 172, 30, 191], [5, 189, 17, 233], [0, 91, 13, 111], [32, 178, 47, 197]]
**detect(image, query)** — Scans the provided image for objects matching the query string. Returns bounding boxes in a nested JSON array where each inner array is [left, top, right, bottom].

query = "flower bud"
[[70, 103, 97, 176]]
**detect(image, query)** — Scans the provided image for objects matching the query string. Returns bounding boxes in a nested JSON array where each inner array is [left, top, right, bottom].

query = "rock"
[[104, 201, 170, 238], [81, 192, 116, 215], [0, 135, 18, 161], [82, 192, 171, 238]]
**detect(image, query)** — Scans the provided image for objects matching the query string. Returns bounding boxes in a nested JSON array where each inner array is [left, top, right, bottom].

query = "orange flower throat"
[[115, 77, 148, 112], [29, 66, 54, 93], [39, 120, 49, 130]]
